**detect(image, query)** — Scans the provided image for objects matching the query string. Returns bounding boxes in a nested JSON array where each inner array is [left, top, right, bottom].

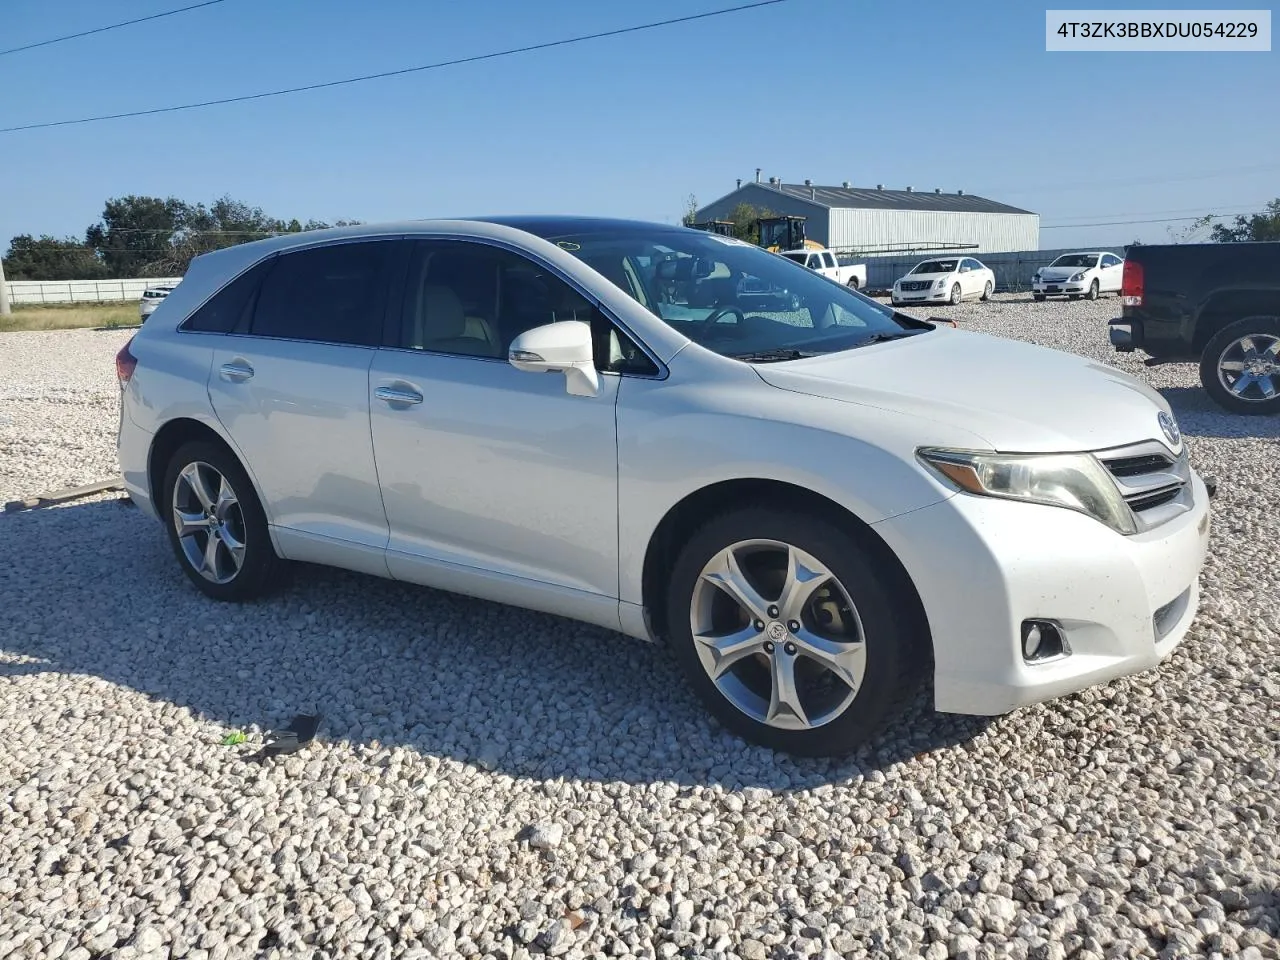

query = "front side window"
[[1102, 254, 1122, 267], [397, 240, 656, 374], [513, 228, 931, 360], [250, 240, 393, 346]]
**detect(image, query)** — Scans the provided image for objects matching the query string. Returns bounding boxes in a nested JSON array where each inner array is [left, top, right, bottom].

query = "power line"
[[0, 0, 798, 133], [0, 0, 231, 57], [1041, 213, 1245, 230], [1041, 201, 1271, 223]]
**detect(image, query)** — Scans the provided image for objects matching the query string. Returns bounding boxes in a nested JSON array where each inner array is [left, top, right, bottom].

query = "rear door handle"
[[375, 386, 423, 405], [220, 361, 254, 382]]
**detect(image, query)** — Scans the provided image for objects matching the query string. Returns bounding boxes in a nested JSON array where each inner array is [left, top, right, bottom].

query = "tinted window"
[[181, 259, 272, 333], [913, 260, 957, 274], [822, 252, 837, 269], [398, 240, 656, 374], [250, 241, 392, 345]]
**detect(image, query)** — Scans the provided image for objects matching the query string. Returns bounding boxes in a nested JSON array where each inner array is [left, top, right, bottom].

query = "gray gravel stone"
[[0, 302, 1277, 960]]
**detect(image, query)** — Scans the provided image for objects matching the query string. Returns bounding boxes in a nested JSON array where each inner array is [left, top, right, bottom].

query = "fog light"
[[1021, 619, 1068, 662]]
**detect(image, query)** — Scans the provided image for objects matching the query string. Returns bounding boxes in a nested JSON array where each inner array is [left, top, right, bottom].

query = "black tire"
[[1199, 315, 1280, 416], [1033, 294, 1046, 302], [1086, 279, 1100, 301], [949, 283, 962, 305], [161, 440, 286, 601], [665, 505, 925, 757], [846, 276, 860, 290], [981, 280, 993, 301]]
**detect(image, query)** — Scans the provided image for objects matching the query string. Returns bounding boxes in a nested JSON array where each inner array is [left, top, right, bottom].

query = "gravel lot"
[[2, 295, 1277, 960]]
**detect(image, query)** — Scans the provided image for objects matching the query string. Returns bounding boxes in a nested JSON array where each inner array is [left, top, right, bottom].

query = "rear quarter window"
[[180, 259, 273, 334]]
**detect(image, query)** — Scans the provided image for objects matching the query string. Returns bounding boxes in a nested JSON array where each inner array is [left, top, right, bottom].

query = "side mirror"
[[508, 320, 599, 397]]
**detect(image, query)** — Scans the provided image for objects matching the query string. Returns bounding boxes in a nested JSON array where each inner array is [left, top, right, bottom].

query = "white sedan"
[[892, 256, 995, 307], [1032, 251, 1124, 301], [115, 217, 1210, 756]]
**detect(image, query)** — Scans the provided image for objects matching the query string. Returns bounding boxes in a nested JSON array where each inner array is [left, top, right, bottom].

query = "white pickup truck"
[[780, 247, 867, 290]]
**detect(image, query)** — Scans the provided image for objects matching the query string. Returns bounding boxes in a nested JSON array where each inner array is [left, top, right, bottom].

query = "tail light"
[[115, 336, 138, 386], [1121, 260, 1144, 307]]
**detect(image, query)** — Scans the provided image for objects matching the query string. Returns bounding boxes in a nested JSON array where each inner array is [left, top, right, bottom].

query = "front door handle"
[[375, 386, 423, 405], [220, 361, 254, 382]]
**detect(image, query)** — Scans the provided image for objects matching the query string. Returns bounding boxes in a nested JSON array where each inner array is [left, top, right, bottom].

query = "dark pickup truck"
[[1109, 241, 1280, 414]]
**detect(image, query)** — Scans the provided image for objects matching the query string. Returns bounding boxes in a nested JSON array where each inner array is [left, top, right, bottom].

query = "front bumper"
[[892, 287, 948, 304], [873, 471, 1212, 716], [1033, 280, 1087, 296]]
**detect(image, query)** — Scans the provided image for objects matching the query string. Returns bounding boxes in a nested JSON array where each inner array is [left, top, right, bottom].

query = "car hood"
[[753, 328, 1178, 453], [1039, 266, 1093, 279]]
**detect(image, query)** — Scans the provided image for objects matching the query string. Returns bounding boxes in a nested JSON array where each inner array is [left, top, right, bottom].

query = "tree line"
[[3, 195, 362, 281]]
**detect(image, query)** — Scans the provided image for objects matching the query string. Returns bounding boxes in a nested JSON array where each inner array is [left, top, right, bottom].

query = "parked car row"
[[115, 215, 1214, 756]]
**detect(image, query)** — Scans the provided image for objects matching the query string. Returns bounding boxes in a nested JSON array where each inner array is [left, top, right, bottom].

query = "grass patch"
[[0, 302, 141, 332]]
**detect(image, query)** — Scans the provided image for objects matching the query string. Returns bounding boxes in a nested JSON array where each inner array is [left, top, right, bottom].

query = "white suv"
[[114, 217, 1212, 756]]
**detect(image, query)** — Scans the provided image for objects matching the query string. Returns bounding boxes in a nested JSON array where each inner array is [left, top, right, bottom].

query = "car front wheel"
[[950, 283, 962, 305], [666, 506, 924, 756], [162, 440, 285, 600], [1200, 316, 1280, 415]]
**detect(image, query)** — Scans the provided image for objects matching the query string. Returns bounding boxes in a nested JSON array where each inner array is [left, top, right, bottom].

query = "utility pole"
[[0, 253, 10, 316]]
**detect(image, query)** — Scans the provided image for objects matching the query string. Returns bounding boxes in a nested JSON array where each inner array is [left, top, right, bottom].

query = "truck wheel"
[[1086, 279, 1100, 300], [1200, 316, 1280, 415], [949, 283, 961, 305], [846, 276, 860, 290], [665, 506, 925, 757]]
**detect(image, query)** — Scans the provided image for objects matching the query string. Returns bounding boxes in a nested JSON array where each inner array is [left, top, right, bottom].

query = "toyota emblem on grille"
[[1158, 410, 1181, 447]]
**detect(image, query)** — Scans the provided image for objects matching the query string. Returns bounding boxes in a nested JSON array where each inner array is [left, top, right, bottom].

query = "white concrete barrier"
[[7, 277, 183, 305]]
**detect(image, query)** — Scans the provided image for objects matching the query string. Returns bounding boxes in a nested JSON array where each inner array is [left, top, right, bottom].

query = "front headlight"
[[1069, 271, 1086, 282], [934, 278, 947, 288], [917, 447, 1137, 534]]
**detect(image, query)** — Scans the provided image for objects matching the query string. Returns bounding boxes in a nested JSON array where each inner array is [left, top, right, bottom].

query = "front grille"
[[1098, 441, 1192, 532], [901, 281, 932, 291]]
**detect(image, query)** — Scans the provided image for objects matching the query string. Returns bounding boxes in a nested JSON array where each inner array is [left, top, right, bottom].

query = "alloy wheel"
[[172, 461, 247, 584], [689, 539, 867, 730], [1218, 334, 1280, 403]]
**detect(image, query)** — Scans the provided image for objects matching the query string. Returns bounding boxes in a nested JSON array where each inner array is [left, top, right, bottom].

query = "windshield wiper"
[[852, 331, 919, 348], [729, 348, 820, 363]]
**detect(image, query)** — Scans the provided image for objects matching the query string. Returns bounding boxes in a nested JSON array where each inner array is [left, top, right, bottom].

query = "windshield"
[[539, 228, 928, 359], [1050, 254, 1098, 267], [911, 259, 957, 274]]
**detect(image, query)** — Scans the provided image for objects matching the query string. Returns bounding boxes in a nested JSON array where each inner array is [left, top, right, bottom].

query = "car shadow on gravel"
[[0, 498, 995, 791], [1160, 387, 1280, 440]]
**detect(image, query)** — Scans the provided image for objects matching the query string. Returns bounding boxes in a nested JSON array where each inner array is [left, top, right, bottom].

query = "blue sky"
[[2, 0, 1277, 249]]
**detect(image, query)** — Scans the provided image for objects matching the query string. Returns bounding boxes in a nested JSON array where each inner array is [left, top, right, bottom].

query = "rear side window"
[[250, 241, 393, 346], [181, 260, 272, 333]]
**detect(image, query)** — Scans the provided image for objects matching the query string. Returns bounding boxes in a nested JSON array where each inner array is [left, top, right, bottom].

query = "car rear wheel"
[[1200, 316, 1280, 415], [949, 283, 961, 305], [162, 440, 286, 600], [665, 506, 925, 756]]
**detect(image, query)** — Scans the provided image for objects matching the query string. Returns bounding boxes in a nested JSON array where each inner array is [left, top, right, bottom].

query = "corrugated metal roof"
[[753, 183, 1035, 215]]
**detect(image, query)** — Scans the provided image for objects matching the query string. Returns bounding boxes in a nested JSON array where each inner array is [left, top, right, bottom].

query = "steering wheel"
[[701, 305, 745, 326]]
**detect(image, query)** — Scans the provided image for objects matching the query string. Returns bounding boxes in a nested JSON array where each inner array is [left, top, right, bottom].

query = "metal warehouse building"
[[693, 175, 1039, 255]]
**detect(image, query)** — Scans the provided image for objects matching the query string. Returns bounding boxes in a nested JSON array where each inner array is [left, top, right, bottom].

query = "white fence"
[[7, 277, 183, 305]]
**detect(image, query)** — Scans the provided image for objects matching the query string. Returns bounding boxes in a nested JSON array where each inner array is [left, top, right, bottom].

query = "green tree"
[[681, 194, 699, 227], [85, 195, 185, 277], [2, 234, 108, 280], [1210, 199, 1280, 242], [726, 203, 776, 244]]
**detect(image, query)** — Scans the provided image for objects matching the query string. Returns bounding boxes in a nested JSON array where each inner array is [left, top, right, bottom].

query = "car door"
[[205, 238, 399, 575], [821, 251, 839, 281], [1101, 253, 1124, 291], [368, 237, 634, 617]]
